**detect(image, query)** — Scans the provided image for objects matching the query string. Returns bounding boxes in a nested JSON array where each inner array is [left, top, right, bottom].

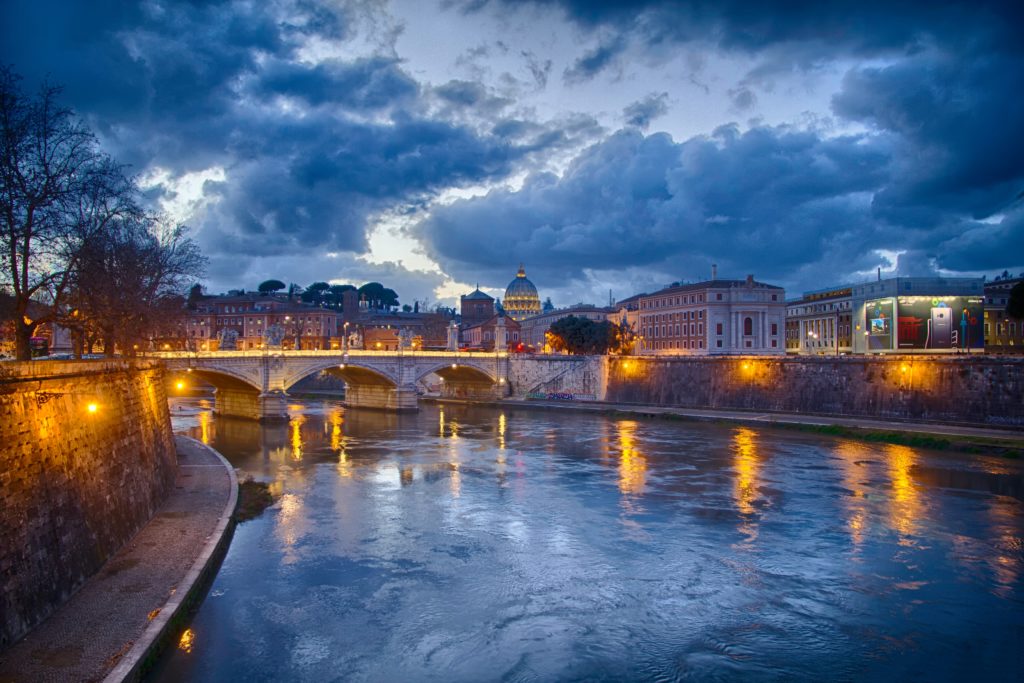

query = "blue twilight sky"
[[3, 0, 1023, 307]]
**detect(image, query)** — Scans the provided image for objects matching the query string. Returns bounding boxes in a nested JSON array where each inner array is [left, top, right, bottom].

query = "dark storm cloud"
[[0, 0, 572, 267], [833, 53, 1024, 223], [417, 125, 892, 288], [253, 57, 420, 109], [563, 37, 626, 84], [623, 92, 669, 129]]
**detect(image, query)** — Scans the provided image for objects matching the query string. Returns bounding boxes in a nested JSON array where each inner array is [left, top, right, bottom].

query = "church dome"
[[504, 264, 542, 321]]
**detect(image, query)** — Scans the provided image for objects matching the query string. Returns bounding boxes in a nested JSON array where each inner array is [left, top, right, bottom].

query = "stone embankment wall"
[[508, 356, 608, 400], [0, 360, 177, 647], [604, 356, 1024, 426]]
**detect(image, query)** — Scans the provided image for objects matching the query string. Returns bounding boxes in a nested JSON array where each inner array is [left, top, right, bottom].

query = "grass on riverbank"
[[776, 422, 1023, 459], [599, 408, 1024, 459], [235, 478, 276, 522]]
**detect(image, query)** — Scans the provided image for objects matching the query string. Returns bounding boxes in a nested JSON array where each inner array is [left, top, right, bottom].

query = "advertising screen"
[[895, 296, 984, 350], [864, 298, 895, 350]]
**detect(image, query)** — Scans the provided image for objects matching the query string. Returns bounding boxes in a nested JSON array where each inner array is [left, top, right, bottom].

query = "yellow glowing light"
[[452, 363, 458, 369], [176, 381, 185, 390], [178, 627, 195, 653], [198, 410, 212, 445], [617, 420, 646, 495], [186, 368, 192, 373], [742, 363, 750, 370], [86, 402, 99, 414], [290, 414, 306, 460], [900, 365, 908, 373], [339, 363, 346, 369], [375, 342, 382, 348], [886, 444, 921, 537], [733, 427, 759, 517]]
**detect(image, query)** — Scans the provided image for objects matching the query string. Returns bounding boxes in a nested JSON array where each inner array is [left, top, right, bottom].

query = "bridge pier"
[[214, 388, 289, 421], [345, 384, 418, 412]]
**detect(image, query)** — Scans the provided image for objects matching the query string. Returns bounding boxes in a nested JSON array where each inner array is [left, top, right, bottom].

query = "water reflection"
[[289, 412, 306, 461], [616, 420, 646, 496], [833, 440, 871, 548], [157, 399, 1024, 683], [731, 427, 762, 546], [197, 410, 212, 445], [886, 444, 922, 539]]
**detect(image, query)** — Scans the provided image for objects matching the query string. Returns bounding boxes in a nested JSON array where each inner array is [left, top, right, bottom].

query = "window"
[[716, 322, 723, 335], [744, 317, 753, 336], [771, 294, 777, 301], [771, 323, 778, 336], [690, 323, 695, 335], [698, 310, 703, 319], [698, 323, 703, 335], [716, 293, 723, 301], [716, 339, 723, 348], [772, 340, 778, 348], [1012, 322, 1017, 336]]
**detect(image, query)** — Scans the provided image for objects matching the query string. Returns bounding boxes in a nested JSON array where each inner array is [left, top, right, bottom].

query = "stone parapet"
[[605, 355, 1024, 426], [0, 360, 177, 647]]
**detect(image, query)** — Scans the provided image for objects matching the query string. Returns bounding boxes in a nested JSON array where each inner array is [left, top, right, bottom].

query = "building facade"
[[518, 304, 616, 349], [984, 276, 1024, 352], [785, 286, 854, 355], [850, 277, 984, 354], [182, 294, 341, 351], [461, 315, 521, 351], [637, 275, 786, 355]]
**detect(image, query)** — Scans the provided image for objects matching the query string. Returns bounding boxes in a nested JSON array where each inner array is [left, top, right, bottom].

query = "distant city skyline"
[[3, 0, 1022, 307]]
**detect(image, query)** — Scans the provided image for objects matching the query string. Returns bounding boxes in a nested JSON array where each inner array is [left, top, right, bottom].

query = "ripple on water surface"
[[153, 399, 1024, 682]]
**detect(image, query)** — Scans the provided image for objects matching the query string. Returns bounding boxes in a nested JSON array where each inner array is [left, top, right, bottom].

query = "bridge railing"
[[150, 349, 508, 360]]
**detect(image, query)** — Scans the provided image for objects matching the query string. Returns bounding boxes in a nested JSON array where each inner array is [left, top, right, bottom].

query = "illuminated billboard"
[[864, 298, 895, 350], [896, 296, 984, 350]]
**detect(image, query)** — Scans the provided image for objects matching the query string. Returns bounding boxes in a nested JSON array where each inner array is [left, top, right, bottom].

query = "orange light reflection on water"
[[833, 440, 871, 548], [616, 420, 646, 496], [886, 443, 921, 539], [289, 413, 306, 461], [198, 410, 212, 445], [178, 627, 195, 653], [732, 427, 761, 545]]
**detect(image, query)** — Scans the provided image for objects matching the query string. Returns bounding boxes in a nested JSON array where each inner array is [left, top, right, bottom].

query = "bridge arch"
[[281, 359, 399, 393], [418, 361, 500, 400], [179, 367, 262, 393]]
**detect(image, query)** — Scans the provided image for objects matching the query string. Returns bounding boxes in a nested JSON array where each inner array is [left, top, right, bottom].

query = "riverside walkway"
[[0, 436, 237, 683]]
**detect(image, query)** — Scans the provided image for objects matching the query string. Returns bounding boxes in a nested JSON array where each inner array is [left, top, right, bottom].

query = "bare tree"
[[71, 215, 205, 356], [0, 67, 130, 359]]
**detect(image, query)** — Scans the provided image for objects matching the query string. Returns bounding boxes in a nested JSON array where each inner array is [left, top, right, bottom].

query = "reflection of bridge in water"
[[155, 350, 509, 419]]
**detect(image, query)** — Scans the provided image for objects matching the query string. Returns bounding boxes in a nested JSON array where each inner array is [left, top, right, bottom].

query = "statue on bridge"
[[218, 328, 239, 350], [265, 324, 286, 349]]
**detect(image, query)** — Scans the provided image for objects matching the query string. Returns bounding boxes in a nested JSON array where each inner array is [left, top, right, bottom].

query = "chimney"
[[711, 264, 718, 280], [877, 266, 881, 281], [746, 274, 754, 287]]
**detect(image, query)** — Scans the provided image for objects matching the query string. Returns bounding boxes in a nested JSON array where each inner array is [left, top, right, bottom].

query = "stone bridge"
[[154, 350, 510, 419]]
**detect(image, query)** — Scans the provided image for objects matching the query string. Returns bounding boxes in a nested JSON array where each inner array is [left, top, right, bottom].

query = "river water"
[[150, 398, 1024, 682]]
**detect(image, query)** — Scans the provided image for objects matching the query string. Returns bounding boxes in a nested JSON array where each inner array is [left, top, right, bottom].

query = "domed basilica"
[[503, 264, 542, 321]]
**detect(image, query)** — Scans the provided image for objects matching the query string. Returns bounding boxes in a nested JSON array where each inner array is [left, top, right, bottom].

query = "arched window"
[[744, 317, 753, 336]]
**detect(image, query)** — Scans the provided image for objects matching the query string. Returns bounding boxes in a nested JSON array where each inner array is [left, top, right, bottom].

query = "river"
[[150, 398, 1024, 681]]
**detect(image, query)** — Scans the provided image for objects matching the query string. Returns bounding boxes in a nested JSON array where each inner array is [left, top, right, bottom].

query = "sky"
[[3, 0, 1023, 308]]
